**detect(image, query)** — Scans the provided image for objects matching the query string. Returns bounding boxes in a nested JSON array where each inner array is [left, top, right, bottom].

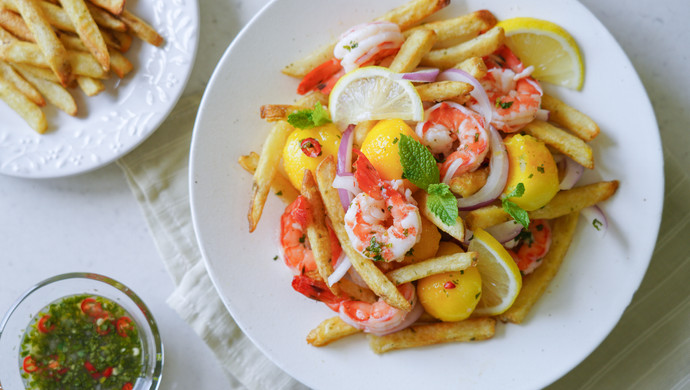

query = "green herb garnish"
[[426, 183, 459, 226], [287, 102, 331, 129], [398, 134, 439, 191], [501, 183, 529, 228]]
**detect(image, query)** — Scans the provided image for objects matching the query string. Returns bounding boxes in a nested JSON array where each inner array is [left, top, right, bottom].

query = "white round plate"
[[0, 0, 199, 178], [190, 1, 663, 389]]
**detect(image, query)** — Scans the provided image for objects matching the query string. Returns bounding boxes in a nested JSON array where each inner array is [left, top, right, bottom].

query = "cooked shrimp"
[[415, 101, 490, 184], [280, 195, 342, 276], [344, 151, 421, 262], [508, 219, 552, 275], [473, 45, 543, 133], [334, 21, 404, 73]]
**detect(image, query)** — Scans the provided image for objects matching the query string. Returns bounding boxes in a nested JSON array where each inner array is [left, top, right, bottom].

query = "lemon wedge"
[[498, 17, 584, 90], [328, 66, 424, 127], [469, 228, 522, 316]]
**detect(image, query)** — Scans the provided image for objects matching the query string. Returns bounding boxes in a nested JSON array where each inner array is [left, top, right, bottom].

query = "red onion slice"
[[437, 68, 492, 126], [485, 220, 522, 244], [336, 125, 355, 210], [581, 205, 608, 237], [327, 253, 352, 286], [457, 125, 509, 211], [557, 155, 584, 190], [397, 68, 439, 83], [536, 108, 550, 122]]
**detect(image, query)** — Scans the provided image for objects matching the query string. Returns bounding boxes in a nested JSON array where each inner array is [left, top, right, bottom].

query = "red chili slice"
[[122, 382, 134, 390], [80, 298, 104, 317], [444, 281, 457, 289], [102, 366, 113, 378], [116, 316, 134, 337], [84, 361, 97, 372], [37, 314, 56, 333], [94, 314, 113, 335], [23, 356, 39, 373], [300, 138, 322, 158]]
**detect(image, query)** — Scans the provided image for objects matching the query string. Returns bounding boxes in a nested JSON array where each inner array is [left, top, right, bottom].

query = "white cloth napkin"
[[117, 93, 306, 390]]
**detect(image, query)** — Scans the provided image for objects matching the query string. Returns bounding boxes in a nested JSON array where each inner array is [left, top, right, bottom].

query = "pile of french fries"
[[0, 0, 162, 133], [241, 0, 619, 354]]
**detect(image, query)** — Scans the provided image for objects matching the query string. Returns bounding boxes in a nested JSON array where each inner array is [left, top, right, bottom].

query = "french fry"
[[0, 71, 47, 132], [301, 170, 339, 294], [259, 92, 328, 122], [87, 0, 124, 15], [0, 8, 34, 41], [464, 204, 511, 232], [405, 9, 497, 48], [368, 317, 496, 353], [260, 104, 291, 122], [528, 180, 619, 220], [58, 33, 131, 77], [118, 9, 163, 47], [12, 0, 72, 85], [420, 25, 504, 69], [85, 2, 125, 31], [0, 40, 107, 78], [238, 152, 298, 204], [541, 94, 600, 142], [14, 64, 76, 115], [449, 167, 488, 198], [374, 0, 450, 31], [282, 41, 336, 79], [0, 59, 44, 105], [12, 62, 58, 82], [388, 27, 436, 73], [307, 316, 361, 347], [453, 56, 487, 79], [107, 28, 130, 51], [248, 121, 294, 231], [60, 0, 110, 71], [415, 191, 465, 242], [76, 74, 102, 95], [353, 120, 377, 148], [415, 80, 472, 103], [315, 156, 411, 311], [337, 277, 377, 303], [385, 252, 477, 285], [499, 212, 579, 324], [522, 119, 594, 169]]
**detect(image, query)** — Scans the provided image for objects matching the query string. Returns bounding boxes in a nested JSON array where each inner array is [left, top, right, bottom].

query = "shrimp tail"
[[292, 275, 345, 311], [353, 150, 385, 199]]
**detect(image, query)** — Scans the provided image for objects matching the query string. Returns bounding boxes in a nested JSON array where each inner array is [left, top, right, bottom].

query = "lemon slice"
[[498, 17, 584, 90], [328, 66, 424, 126], [469, 228, 522, 316]]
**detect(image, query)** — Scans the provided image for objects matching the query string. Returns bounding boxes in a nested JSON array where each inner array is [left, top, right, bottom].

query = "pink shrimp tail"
[[353, 150, 385, 200], [291, 275, 345, 311]]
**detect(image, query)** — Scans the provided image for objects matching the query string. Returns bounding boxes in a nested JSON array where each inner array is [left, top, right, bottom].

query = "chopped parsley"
[[592, 218, 603, 231], [343, 40, 358, 51], [495, 98, 514, 109]]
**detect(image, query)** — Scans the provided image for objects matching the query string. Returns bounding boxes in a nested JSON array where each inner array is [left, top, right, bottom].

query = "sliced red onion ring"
[[333, 173, 359, 195], [457, 125, 509, 211], [536, 108, 550, 122], [437, 68, 492, 126], [557, 155, 584, 190], [397, 68, 439, 83], [327, 253, 352, 286], [336, 125, 355, 210], [581, 205, 608, 237], [485, 220, 522, 244]]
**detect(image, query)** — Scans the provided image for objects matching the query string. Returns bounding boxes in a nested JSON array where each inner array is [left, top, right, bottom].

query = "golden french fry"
[[337, 277, 377, 303], [259, 91, 328, 122], [12, 62, 58, 82], [0, 59, 44, 105], [0, 8, 34, 41], [282, 41, 335, 79], [541, 94, 600, 142], [108, 47, 131, 77], [421, 26, 504, 69], [315, 156, 411, 311], [76, 74, 103, 95], [0, 71, 47, 132], [12, 0, 72, 85], [301, 170, 339, 294], [499, 212, 579, 324], [353, 120, 377, 148], [449, 167, 489, 198], [386, 252, 477, 285], [307, 316, 361, 347], [14, 65, 76, 115], [464, 204, 509, 231], [368, 317, 496, 353], [109, 29, 131, 52], [374, 0, 450, 31], [118, 9, 163, 47], [388, 27, 436, 73], [415, 191, 465, 242], [260, 104, 291, 122], [415, 80, 472, 102], [522, 120, 594, 169], [0, 40, 107, 78], [528, 181, 619, 220], [87, 0, 125, 15], [453, 56, 487, 79], [86, 2, 126, 31], [60, 0, 110, 71], [248, 121, 294, 232], [238, 152, 299, 205], [405, 9, 497, 48]]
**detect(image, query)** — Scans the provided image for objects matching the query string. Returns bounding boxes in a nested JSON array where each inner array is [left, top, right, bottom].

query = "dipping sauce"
[[19, 294, 143, 390]]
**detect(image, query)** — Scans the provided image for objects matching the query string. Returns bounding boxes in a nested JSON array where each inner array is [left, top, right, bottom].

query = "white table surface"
[[1, 0, 688, 389]]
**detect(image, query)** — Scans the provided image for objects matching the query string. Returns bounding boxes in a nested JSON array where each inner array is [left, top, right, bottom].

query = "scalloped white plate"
[[0, 0, 198, 178], [190, 1, 663, 389]]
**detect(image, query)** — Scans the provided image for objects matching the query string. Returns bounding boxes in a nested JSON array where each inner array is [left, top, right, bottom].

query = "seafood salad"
[[243, 0, 618, 353]]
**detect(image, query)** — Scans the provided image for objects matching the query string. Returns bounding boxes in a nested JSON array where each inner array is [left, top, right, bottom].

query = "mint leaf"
[[427, 183, 458, 226], [287, 102, 332, 129], [398, 134, 439, 191], [501, 183, 529, 228]]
